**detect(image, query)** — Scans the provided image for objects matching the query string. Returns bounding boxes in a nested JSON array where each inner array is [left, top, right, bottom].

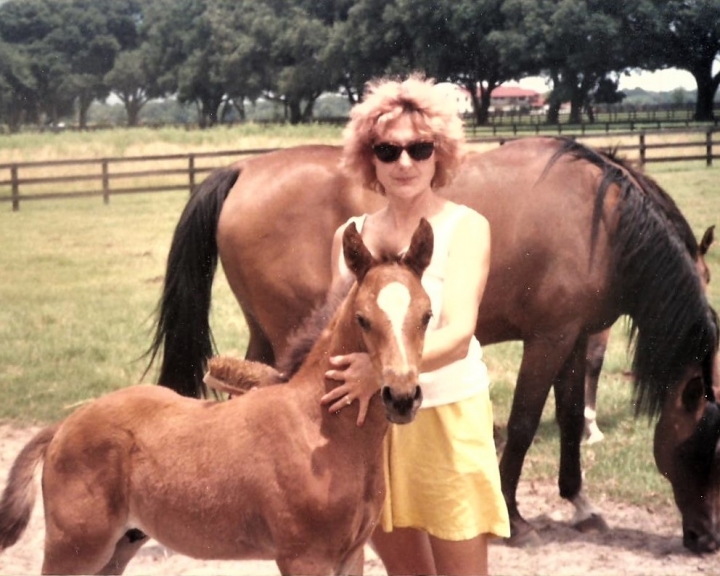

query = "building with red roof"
[[490, 85, 544, 112]]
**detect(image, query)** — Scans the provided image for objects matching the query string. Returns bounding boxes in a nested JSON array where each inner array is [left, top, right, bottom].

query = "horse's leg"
[[584, 329, 609, 444], [96, 530, 150, 575], [554, 335, 609, 533], [275, 553, 335, 576], [500, 336, 576, 546], [42, 524, 120, 575], [244, 314, 275, 365], [42, 460, 130, 575]]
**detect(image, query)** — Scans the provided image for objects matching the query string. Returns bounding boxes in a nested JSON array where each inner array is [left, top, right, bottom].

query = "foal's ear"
[[402, 218, 433, 278], [343, 222, 375, 282]]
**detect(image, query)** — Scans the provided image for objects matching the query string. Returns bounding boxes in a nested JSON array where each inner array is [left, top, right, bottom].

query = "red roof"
[[492, 86, 540, 98]]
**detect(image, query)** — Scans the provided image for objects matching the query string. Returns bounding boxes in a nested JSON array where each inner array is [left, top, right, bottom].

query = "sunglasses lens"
[[373, 142, 435, 163], [373, 143, 402, 163], [406, 142, 434, 161]]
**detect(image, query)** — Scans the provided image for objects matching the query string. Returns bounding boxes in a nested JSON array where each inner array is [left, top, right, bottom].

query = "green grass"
[[0, 192, 247, 423], [1, 129, 718, 511], [0, 124, 343, 161]]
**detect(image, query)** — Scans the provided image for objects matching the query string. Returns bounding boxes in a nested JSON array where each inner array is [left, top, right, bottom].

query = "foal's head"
[[343, 218, 433, 424]]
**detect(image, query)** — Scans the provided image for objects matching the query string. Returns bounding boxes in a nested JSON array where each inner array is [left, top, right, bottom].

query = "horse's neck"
[[296, 293, 364, 390], [293, 291, 389, 434]]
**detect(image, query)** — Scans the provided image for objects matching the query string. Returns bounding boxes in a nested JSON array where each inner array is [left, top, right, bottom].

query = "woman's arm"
[[420, 209, 490, 372]]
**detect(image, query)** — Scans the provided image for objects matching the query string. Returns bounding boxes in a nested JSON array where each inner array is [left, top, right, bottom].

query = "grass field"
[[1, 127, 718, 510]]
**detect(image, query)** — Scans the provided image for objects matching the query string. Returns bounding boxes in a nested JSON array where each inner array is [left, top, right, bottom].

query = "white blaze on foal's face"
[[376, 281, 412, 369]]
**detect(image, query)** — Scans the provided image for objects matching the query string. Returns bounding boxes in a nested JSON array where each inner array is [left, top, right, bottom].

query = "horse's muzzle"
[[683, 525, 719, 554], [381, 384, 422, 424]]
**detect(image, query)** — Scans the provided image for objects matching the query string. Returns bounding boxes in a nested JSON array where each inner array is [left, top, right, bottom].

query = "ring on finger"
[[345, 396, 352, 405]]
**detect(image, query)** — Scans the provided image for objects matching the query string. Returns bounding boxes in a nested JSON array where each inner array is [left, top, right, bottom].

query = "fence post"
[[102, 160, 110, 204], [188, 154, 196, 194], [639, 133, 646, 166], [706, 128, 713, 167], [11, 164, 19, 212]]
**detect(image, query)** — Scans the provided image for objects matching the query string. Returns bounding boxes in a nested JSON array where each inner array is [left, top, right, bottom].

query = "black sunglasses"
[[372, 141, 435, 163]]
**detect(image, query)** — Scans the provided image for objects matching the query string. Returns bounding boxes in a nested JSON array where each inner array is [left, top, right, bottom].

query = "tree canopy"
[[0, 0, 718, 130]]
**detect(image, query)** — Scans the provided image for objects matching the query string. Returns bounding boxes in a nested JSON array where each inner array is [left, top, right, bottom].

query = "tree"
[[0, 0, 72, 126], [511, 0, 629, 124], [391, 0, 537, 125], [323, 0, 512, 124], [104, 48, 158, 127], [0, 40, 35, 132], [211, 0, 335, 124], [0, 0, 142, 129], [143, 0, 234, 127], [320, 0, 420, 106], [627, 0, 720, 120]]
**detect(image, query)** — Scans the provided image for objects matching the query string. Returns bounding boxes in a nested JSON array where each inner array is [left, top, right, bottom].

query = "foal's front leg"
[[276, 544, 365, 576]]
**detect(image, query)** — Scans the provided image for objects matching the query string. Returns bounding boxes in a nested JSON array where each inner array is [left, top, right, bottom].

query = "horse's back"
[[452, 139, 616, 341], [217, 138, 618, 357]]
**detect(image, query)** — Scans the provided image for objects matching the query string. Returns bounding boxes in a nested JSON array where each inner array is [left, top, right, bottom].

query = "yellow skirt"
[[380, 387, 510, 541]]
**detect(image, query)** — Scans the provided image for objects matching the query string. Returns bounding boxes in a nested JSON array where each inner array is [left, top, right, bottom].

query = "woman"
[[320, 74, 510, 576]]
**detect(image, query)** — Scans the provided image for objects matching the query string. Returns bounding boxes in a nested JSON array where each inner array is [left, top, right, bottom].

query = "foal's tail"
[[0, 425, 58, 551], [145, 168, 240, 398]]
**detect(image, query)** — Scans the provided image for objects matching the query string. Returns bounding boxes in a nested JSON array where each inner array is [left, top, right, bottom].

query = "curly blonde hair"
[[341, 74, 466, 194]]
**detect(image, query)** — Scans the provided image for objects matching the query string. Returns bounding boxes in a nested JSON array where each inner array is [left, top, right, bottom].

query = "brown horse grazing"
[[147, 136, 720, 552], [0, 221, 434, 575], [584, 226, 715, 444]]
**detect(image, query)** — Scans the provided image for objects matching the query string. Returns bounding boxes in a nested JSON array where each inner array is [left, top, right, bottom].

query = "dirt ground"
[[0, 424, 716, 576]]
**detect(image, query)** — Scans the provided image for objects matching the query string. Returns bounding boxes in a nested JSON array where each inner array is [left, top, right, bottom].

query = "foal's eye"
[[420, 310, 433, 330], [356, 314, 371, 331]]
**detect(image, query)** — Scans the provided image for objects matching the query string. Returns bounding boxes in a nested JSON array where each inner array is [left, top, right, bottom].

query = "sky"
[[516, 67, 700, 93]]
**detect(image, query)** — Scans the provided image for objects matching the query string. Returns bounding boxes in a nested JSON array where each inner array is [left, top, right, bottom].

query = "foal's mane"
[[275, 276, 354, 379], [549, 137, 717, 418], [276, 253, 406, 380]]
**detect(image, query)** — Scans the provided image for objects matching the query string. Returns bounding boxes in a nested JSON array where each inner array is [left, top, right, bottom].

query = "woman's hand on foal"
[[322, 353, 378, 426]]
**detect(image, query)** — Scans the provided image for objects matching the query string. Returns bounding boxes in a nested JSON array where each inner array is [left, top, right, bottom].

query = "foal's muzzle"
[[381, 384, 423, 424]]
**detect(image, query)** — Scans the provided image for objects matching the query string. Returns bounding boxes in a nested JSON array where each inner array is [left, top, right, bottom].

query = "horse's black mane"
[[551, 137, 717, 418]]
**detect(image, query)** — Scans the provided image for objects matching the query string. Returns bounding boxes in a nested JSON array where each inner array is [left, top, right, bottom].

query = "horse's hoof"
[[505, 529, 543, 548], [574, 513, 609, 533]]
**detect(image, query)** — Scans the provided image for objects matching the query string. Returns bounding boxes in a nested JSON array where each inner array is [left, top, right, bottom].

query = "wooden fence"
[[1, 128, 718, 211]]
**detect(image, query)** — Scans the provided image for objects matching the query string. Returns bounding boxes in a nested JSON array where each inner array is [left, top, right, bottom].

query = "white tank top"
[[337, 204, 489, 408]]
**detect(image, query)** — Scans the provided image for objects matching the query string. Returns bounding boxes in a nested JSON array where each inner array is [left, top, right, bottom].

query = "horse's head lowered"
[[342, 218, 433, 424], [654, 307, 720, 553]]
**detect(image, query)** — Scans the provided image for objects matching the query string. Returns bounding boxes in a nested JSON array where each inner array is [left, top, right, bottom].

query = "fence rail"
[[1, 129, 718, 211]]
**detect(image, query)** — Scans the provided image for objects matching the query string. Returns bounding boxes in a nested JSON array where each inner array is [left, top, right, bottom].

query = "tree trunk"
[[288, 99, 302, 125], [77, 93, 94, 130], [477, 85, 494, 126], [546, 71, 561, 125], [8, 104, 23, 134], [232, 99, 246, 121], [692, 68, 719, 121], [569, 92, 584, 124], [467, 82, 493, 126], [126, 99, 141, 127]]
